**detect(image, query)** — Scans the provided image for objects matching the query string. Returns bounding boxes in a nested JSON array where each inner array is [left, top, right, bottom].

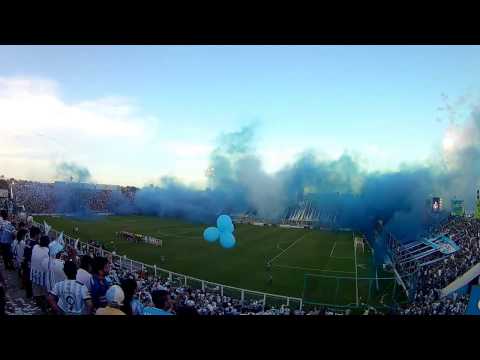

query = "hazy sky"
[[1, 45, 479, 187]]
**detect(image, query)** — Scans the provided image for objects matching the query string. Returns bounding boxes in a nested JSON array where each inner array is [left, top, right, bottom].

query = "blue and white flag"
[[43, 221, 51, 235], [48, 241, 64, 258], [57, 232, 65, 246]]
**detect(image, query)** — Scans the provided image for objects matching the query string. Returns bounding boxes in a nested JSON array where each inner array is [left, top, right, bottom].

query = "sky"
[[1, 45, 480, 188]]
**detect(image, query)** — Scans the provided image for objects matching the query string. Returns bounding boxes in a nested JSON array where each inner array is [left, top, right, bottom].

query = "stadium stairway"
[[0, 258, 42, 315], [440, 263, 480, 298]]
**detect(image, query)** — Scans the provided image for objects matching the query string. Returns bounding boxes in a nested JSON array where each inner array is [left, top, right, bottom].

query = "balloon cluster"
[[203, 214, 236, 249]]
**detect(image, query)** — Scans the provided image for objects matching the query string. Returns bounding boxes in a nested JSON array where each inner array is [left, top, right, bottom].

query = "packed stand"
[[14, 181, 57, 214], [9, 209, 470, 316], [397, 216, 480, 315], [11, 179, 137, 214]]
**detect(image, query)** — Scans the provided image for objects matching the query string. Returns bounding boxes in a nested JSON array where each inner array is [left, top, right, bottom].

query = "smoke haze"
[[47, 105, 480, 254]]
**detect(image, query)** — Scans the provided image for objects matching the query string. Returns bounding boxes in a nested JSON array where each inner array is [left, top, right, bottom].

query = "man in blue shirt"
[[143, 290, 174, 316], [89, 256, 111, 310]]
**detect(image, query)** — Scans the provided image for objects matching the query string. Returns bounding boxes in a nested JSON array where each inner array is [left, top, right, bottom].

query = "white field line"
[[269, 233, 308, 264], [272, 264, 356, 274], [329, 241, 337, 257], [353, 232, 359, 306], [156, 231, 198, 240]]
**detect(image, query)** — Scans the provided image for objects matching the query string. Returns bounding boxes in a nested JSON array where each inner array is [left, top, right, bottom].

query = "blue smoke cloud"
[[48, 110, 480, 260], [125, 178, 249, 224], [51, 162, 97, 218], [56, 162, 92, 183]]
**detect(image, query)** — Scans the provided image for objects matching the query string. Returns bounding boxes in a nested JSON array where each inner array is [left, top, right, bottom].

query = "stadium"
[[3, 176, 480, 316], [3, 45, 480, 317]]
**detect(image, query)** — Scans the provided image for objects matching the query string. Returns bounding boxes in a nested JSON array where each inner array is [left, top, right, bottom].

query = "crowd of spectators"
[[10, 179, 137, 214], [397, 216, 480, 315], [14, 181, 56, 214], [400, 289, 470, 315], [63, 241, 336, 315], [0, 211, 354, 316], [2, 207, 479, 316], [87, 190, 112, 212]]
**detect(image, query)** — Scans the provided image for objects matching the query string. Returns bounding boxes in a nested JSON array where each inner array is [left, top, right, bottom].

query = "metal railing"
[[34, 220, 304, 311]]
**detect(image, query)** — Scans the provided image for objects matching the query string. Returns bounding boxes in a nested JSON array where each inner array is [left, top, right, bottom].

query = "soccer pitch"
[[36, 215, 384, 307]]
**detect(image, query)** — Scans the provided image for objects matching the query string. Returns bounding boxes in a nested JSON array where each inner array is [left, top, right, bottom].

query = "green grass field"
[[35, 215, 396, 308]]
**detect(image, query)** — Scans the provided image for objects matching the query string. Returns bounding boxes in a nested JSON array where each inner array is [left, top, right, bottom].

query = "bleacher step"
[[440, 262, 480, 298]]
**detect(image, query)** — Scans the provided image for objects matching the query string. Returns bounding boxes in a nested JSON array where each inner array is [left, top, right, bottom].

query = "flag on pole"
[[57, 232, 65, 246], [48, 241, 64, 258], [43, 221, 51, 235]]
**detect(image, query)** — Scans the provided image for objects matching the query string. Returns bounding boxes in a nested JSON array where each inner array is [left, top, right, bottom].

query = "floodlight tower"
[[205, 166, 216, 191]]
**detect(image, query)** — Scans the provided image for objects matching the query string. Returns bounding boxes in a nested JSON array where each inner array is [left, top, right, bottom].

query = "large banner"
[[451, 199, 465, 216], [423, 235, 460, 255]]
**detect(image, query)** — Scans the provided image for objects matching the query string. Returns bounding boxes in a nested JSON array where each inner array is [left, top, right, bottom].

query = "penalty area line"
[[269, 233, 308, 264], [329, 241, 337, 257], [276, 243, 287, 251], [272, 264, 356, 274]]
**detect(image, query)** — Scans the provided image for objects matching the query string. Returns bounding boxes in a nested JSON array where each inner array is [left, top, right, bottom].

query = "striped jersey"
[[42, 258, 66, 293], [0, 220, 15, 244], [50, 280, 91, 315], [30, 245, 49, 287]]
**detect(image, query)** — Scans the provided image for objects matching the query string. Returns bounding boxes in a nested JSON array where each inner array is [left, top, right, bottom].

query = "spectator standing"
[[12, 229, 27, 272], [76, 255, 92, 290], [120, 278, 144, 315], [143, 290, 174, 315], [89, 257, 111, 310], [47, 261, 92, 315], [42, 241, 66, 293], [23, 226, 41, 298], [95, 285, 126, 315], [30, 235, 50, 310], [0, 210, 16, 270]]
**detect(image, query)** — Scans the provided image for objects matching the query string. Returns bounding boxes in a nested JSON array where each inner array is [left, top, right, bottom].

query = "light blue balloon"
[[219, 232, 236, 249], [217, 214, 234, 233], [203, 227, 220, 243]]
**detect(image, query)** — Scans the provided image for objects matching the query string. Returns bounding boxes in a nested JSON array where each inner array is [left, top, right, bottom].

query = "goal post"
[[354, 236, 365, 254], [302, 273, 405, 309]]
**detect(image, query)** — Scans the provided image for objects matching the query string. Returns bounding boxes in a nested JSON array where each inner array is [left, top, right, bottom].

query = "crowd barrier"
[[33, 220, 304, 311]]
